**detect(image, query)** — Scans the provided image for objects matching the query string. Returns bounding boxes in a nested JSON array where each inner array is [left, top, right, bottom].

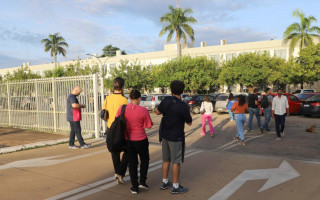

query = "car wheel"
[[192, 106, 200, 114], [304, 114, 312, 117], [217, 111, 222, 115]]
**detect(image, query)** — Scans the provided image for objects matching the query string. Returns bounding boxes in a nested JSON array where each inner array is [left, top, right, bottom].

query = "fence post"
[[100, 74, 106, 134], [52, 78, 57, 132], [35, 80, 40, 129], [93, 74, 99, 138], [7, 82, 11, 126]]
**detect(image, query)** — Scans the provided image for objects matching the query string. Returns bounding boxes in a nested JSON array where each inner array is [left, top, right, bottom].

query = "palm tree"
[[159, 5, 197, 57], [284, 9, 320, 52], [41, 33, 69, 67]]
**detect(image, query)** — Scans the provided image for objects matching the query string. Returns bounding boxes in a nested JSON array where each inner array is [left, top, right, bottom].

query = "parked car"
[[215, 93, 247, 114], [181, 94, 189, 100], [141, 94, 170, 112], [183, 95, 216, 114], [210, 93, 224, 98], [258, 93, 302, 114], [214, 94, 229, 114], [293, 89, 315, 94], [300, 94, 320, 117], [295, 93, 320, 101]]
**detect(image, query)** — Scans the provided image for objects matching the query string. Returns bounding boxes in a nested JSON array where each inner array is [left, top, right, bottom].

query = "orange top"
[[231, 102, 249, 114]]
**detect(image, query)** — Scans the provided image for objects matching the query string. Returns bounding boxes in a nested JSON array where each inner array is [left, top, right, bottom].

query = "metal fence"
[[0, 74, 105, 138]]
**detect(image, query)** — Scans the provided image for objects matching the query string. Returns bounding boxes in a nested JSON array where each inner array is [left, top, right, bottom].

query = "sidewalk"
[[0, 127, 92, 154]]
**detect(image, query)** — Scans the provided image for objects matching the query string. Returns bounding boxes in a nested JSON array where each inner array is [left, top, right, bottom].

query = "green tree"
[[41, 32, 69, 67], [107, 60, 153, 92], [101, 45, 126, 57], [4, 66, 41, 81], [284, 9, 320, 52], [159, 5, 197, 57], [218, 52, 289, 89], [291, 44, 320, 89], [153, 56, 220, 93]]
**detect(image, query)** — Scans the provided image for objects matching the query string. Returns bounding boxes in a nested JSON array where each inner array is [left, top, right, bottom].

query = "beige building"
[[0, 39, 318, 92]]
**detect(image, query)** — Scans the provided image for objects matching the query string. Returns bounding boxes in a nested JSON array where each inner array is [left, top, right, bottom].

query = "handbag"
[[100, 109, 109, 121]]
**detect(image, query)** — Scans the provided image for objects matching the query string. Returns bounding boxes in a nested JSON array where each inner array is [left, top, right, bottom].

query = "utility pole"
[[177, 0, 180, 8]]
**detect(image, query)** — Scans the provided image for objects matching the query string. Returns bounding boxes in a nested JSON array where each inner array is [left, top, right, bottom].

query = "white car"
[[293, 89, 315, 94]]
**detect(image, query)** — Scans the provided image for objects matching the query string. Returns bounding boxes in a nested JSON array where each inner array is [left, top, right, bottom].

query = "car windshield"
[[217, 95, 228, 101], [297, 94, 312, 100], [303, 90, 314, 93], [307, 95, 320, 101], [158, 96, 167, 101], [141, 96, 147, 101], [146, 96, 153, 101], [184, 96, 192, 101]]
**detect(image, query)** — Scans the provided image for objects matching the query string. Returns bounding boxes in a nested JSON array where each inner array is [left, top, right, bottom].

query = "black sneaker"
[[171, 185, 188, 194], [160, 181, 172, 190], [139, 183, 149, 190], [130, 187, 139, 194], [69, 145, 79, 149], [260, 128, 264, 134], [80, 143, 91, 149]]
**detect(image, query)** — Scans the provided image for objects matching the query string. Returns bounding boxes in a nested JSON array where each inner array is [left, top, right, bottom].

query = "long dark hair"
[[238, 95, 246, 106], [228, 93, 234, 101]]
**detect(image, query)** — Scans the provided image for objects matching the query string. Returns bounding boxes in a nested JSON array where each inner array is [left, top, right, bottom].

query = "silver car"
[[142, 94, 171, 112], [215, 94, 229, 114]]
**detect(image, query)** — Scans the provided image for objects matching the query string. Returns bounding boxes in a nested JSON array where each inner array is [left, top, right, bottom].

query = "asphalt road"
[[0, 113, 320, 200]]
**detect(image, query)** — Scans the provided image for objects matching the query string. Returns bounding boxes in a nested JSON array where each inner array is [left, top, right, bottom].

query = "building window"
[[226, 53, 237, 61], [210, 54, 220, 62], [274, 49, 287, 59], [258, 50, 270, 56]]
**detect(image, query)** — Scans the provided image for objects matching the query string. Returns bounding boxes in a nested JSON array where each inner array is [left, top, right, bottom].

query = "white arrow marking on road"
[[209, 160, 300, 200], [0, 150, 107, 170]]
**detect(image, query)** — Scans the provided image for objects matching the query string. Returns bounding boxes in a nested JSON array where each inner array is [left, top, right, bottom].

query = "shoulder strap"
[[120, 104, 127, 116]]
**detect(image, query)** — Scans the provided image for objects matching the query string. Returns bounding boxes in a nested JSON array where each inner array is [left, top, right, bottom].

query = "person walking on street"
[[156, 80, 192, 194], [200, 96, 214, 136], [102, 77, 128, 184], [231, 95, 249, 146], [272, 88, 289, 141], [226, 93, 236, 121], [261, 88, 273, 131], [116, 90, 153, 194], [67, 86, 91, 149], [248, 88, 263, 133]]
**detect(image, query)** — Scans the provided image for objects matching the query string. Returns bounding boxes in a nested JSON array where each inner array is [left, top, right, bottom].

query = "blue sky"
[[1, 0, 320, 69]]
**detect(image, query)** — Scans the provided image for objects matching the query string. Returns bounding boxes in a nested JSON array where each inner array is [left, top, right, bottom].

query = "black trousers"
[[111, 151, 128, 177], [127, 139, 150, 188], [275, 114, 286, 137], [69, 121, 85, 146]]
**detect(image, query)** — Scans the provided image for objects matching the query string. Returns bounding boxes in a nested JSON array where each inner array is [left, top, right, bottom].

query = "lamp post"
[[86, 53, 109, 137]]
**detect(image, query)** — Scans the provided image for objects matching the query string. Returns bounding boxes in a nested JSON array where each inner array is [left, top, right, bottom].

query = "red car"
[[258, 93, 302, 114]]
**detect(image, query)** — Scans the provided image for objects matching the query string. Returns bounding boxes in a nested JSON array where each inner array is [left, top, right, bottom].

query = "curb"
[[0, 134, 94, 154]]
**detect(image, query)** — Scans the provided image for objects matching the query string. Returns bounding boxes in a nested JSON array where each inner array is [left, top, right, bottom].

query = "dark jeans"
[[127, 139, 150, 188], [262, 108, 272, 130], [275, 114, 286, 137], [69, 121, 85, 146], [111, 151, 128, 177]]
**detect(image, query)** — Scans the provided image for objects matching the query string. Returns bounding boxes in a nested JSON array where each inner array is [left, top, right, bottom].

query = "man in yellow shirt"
[[102, 77, 128, 183]]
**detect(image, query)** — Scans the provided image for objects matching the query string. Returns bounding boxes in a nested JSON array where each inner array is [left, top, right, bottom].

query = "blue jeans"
[[248, 107, 261, 130], [262, 108, 272, 130], [228, 109, 234, 120], [235, 114, 246, 141]]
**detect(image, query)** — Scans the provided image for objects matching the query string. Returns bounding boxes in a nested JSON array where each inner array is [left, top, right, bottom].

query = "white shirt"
[[200, 101, 213, 115], [272, 95, 289, 115]]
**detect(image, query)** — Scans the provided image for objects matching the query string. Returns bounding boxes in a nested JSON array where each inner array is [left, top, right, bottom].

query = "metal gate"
[[0, 74, 105, 138]]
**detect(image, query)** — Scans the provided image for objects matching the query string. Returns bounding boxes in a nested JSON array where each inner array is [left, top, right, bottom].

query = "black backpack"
[[106, 105, 127, 153], [260, 95, 269, 108]]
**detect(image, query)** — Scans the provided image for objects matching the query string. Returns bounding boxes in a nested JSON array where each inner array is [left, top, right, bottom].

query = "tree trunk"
[[300, 80, 304, 89], [176, 31, 181, 57], [54, 54, 57, 68]]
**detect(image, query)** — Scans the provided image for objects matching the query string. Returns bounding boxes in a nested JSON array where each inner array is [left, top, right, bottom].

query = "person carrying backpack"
[[116, 90, 153, 194], [261, 88, 273, 132], [102, 77, 128, 184]]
